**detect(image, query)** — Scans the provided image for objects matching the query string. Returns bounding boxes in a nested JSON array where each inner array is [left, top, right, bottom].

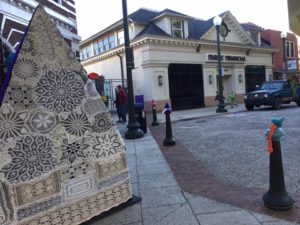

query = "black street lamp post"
[[117, 53, 125, 88], [281, 31, 287, 80], [213, 15, 227, 113], [122, 0, 144, 139]]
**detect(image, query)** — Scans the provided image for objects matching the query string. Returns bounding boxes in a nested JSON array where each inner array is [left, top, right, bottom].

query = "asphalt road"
[[172, 103, 300, 196]]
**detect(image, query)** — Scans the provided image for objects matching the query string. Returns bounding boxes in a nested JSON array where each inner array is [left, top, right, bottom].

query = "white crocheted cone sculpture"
[[0, 5, 132, 225]]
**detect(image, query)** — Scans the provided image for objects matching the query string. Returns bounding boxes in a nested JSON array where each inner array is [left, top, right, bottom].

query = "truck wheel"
[[245, 104, 254, 111], [272, 97, 281, 110]]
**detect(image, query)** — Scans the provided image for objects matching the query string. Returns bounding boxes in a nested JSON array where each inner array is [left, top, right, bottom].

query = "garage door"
[[168, 64, 204, 110]]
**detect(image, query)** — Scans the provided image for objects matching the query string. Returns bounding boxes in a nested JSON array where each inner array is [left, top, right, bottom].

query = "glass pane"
[[93, 43, 98, 55], [286, 42, 289, 57], [109, 35, 114, 42], [172, 20, 182, 29], [291, 42, 294, 57], [173, 29, 182, 38]]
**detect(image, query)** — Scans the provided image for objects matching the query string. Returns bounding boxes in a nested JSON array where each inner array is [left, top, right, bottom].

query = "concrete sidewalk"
[[156, 104, 246, 122], [89, 105, 299, 225]]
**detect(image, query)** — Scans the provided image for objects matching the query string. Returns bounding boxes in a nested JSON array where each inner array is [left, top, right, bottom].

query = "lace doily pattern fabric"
[[91, 127, 124, 158], [83, 98, 108, 116], [0, 181, 13, 225], [84, 80, 101, 98], [12, 172, 60, 206], [35, 68, 86, 114], [60, 138, 89, 164], [20, 180, 131, 225], [27, 109, 59, 134], [17, 196, 61, 221], [0, 6, 131, 225], [61, 111, 91, 136], [60, 160, 92, 180], [3, 85, 36, 112], [0, 110, 27, 140], [91, 112, 114, 133], [96, 152, 127, 180], [11, 56, 41, 87], [1, 135, 58, 184]]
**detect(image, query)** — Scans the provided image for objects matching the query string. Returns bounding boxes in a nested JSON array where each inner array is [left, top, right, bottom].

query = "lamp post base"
[[263, 192, 294, 211], [164, 137, 176, 146], [125, 128, 144, 139]]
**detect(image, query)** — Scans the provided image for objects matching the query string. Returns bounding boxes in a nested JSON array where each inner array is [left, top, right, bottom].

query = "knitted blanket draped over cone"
[[0, 5, 132, 225]]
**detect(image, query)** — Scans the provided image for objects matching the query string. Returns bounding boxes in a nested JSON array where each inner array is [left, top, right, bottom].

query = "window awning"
[[88, 72, 101, 80]]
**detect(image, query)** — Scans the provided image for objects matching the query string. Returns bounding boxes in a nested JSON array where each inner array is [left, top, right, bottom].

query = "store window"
[[103, 38, 109, 51], [286, 41, 295, 58], [80, 46, 93, 60], [93, 40, 104, 55], [91, 34, 116, 57], [108, 35, 115, 49], [171, 19, 184, 38]]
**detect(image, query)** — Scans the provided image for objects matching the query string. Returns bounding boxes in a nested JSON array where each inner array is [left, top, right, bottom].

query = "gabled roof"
[[188, 11, 229, 39], [188, 17, 214, 39], [128, 8, 160, 24], [136, 23, 171, 38], [241, 22, 264, 31], [81, 8, 255, 45], [160, 8, 189, 17]]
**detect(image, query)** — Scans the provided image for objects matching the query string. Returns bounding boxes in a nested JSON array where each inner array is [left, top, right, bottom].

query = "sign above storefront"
[[206, 54, 246, 62], [287, 59, 297, 70]]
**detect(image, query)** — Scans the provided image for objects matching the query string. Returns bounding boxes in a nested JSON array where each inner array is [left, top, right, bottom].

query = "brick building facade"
[[0, 0, 81, 85], [261, 29, 299, 80]]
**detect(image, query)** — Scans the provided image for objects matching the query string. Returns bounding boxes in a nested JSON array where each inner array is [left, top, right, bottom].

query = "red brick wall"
[[261, 29, 299, 72]]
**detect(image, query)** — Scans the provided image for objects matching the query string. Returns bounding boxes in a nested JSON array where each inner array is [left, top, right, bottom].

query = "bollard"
[[263, 117, 294, 211], [151, 99, 159, 126], [163, 102, 175, 146], [140, 110, 147, 134]]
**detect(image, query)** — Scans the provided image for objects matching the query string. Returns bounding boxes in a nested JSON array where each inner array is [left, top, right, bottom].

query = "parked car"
[[244, 80, 300, 110]]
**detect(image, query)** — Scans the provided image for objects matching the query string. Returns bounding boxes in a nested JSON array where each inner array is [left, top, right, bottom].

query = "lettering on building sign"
[[207, 54, 246, 62]]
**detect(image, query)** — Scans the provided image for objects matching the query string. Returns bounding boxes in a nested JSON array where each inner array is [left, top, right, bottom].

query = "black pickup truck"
[[244, 80, 300, 110]]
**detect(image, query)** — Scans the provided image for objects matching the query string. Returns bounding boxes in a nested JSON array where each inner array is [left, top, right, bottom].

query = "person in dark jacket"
[[114, 87, 122, 122], [116, 85, 127, 123]]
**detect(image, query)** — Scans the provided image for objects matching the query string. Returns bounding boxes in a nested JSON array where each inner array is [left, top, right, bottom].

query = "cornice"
[[81, 36, 276, 66]]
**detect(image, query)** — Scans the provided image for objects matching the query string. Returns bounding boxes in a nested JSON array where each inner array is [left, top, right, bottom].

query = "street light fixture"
[[122, 0, 144, 139], [281, 31, 288, 80], [213, 15, 227, 113]]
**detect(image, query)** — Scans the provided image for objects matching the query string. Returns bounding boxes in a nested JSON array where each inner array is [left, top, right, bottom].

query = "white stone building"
[[80, 8, 276, 111]]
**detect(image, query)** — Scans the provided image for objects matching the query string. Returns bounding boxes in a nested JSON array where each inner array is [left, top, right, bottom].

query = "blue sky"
[[76, 0, 290, 40]]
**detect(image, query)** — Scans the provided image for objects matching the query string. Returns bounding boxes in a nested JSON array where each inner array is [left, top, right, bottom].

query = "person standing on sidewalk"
[[228, 91, 237, 108], [114, 86, 122, 122], [117, 85, 127, 123]]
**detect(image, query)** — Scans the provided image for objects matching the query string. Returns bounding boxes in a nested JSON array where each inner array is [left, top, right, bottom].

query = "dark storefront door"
[[245, 66, 266, 93], [168, 64, 204, 110]]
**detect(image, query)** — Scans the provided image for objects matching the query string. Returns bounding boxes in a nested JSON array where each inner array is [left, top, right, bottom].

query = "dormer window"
[[171, 19, 184, 38]]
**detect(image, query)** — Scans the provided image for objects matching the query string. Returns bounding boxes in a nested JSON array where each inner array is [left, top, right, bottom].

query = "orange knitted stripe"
[[268, 124, 277, 154]]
